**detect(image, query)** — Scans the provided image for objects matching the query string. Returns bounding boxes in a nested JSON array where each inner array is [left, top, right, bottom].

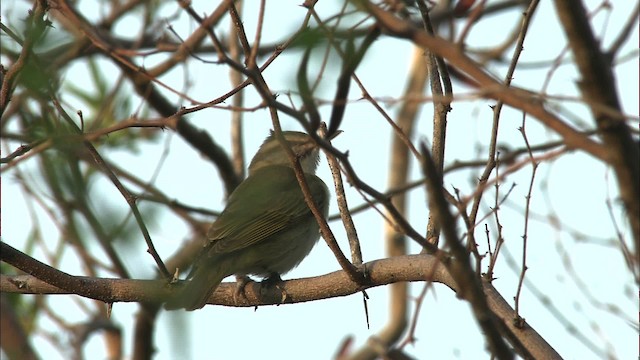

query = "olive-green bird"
[[165, 131, 329, 310]]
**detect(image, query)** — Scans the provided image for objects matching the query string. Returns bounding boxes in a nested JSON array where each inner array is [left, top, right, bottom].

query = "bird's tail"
[[164, 266, 227, 311]]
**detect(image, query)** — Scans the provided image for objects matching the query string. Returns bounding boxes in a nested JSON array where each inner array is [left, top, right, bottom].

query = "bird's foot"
[[233, 275, 252, 304], [261, 273, 288, 304]]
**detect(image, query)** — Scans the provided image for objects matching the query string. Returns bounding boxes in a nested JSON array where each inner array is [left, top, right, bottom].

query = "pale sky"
[[1, 0, 638, 359]]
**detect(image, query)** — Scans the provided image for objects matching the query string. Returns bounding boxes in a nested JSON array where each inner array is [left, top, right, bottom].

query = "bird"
[[164, 131, 330, 310]]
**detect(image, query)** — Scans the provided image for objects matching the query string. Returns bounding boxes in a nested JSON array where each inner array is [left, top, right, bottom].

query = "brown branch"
[[1, 247, 560, 359], [553, 0, 640, 262], [1, 241, 149, 303], [1, 241, 444, 306], [147, 0, 234, 77], [513, 113, 539, 321], [228, 0, 247, 180], [325, 142, 363, 266], [607, 2, 640, 58], [416, 0, 453, 248]]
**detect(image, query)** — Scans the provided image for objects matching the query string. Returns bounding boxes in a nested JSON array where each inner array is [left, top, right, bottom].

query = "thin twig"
[[513, 112, 539, 323]]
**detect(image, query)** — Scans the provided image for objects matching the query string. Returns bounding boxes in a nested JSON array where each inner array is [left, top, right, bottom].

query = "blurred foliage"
[[2, 2, 161, 268]]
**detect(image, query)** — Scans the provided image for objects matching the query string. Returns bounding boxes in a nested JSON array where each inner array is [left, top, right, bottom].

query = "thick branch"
[[1, 251, 560, 359], [553, 0, 640, 257]]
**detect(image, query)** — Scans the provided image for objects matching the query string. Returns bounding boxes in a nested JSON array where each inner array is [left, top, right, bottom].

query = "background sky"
[[1, 0, 638, 359]]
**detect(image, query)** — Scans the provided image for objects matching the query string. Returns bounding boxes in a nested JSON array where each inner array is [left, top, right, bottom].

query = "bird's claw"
[[261, 274, 288, 304], [234, 275, 252, 304]]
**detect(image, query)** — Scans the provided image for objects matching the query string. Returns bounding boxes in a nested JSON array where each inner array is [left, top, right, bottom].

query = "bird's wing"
[[205, 166, 327, 255]]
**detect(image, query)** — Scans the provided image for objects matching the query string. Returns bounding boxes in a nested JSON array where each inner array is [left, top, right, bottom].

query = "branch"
[[1, 244, 560, 359], [553, 0, 640, 261]]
